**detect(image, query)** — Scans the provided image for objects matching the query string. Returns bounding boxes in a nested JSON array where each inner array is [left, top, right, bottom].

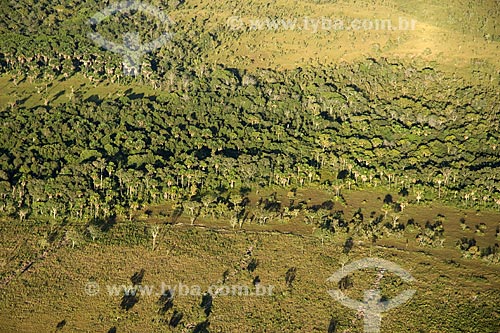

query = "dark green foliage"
[[2, 57, 499, 226]]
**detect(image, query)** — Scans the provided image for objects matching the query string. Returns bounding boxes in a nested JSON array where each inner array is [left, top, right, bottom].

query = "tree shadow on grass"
[[169, 310, 183, 328], [158, 289, 174, 315], [200, 293, 213, 317], [193, 320, 210, 333], [131, 269, 145, 285]]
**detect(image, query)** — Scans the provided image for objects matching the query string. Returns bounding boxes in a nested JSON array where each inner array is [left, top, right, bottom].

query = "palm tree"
[[229, 194, 243, 212], [185, 201, 201, 225], [463, 193, 470, 207], [65, 228, 81, 249], [333, 183, 343, 197], [415, 190, 423, 204], [150, 225, 160, 251], [200, 193, 216, 217], [391, 214, 400, 229], [18, 208, 28, 222], [230, 215, 238, 229], [434, 175, 444, 198], [381, 204, 392, 219], [129, 201, 140, 221]]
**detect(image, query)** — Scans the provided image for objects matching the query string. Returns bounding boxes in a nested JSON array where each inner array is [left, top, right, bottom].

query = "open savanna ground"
[[190, 0, 500, 72], [1, 0, 498, 110], [1, 187, 499, 332]]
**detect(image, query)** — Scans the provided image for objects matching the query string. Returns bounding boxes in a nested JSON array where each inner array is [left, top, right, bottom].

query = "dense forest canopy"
[[0, 0, 499, 225], [1, 59, 499, 223]]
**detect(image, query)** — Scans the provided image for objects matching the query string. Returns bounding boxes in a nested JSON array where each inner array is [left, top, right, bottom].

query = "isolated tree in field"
[[285, 267, 297, 288], [87, 224, 103, 242], [332, 183, 343, 197], [229, 215, 238, 229], [381, 203, 392, 219], [391, 214, 400, 229], [65, 227, 82, 249], [150, 225, 160, 251], [339, 253, 349, 274], [399, 200, 407, 212]]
